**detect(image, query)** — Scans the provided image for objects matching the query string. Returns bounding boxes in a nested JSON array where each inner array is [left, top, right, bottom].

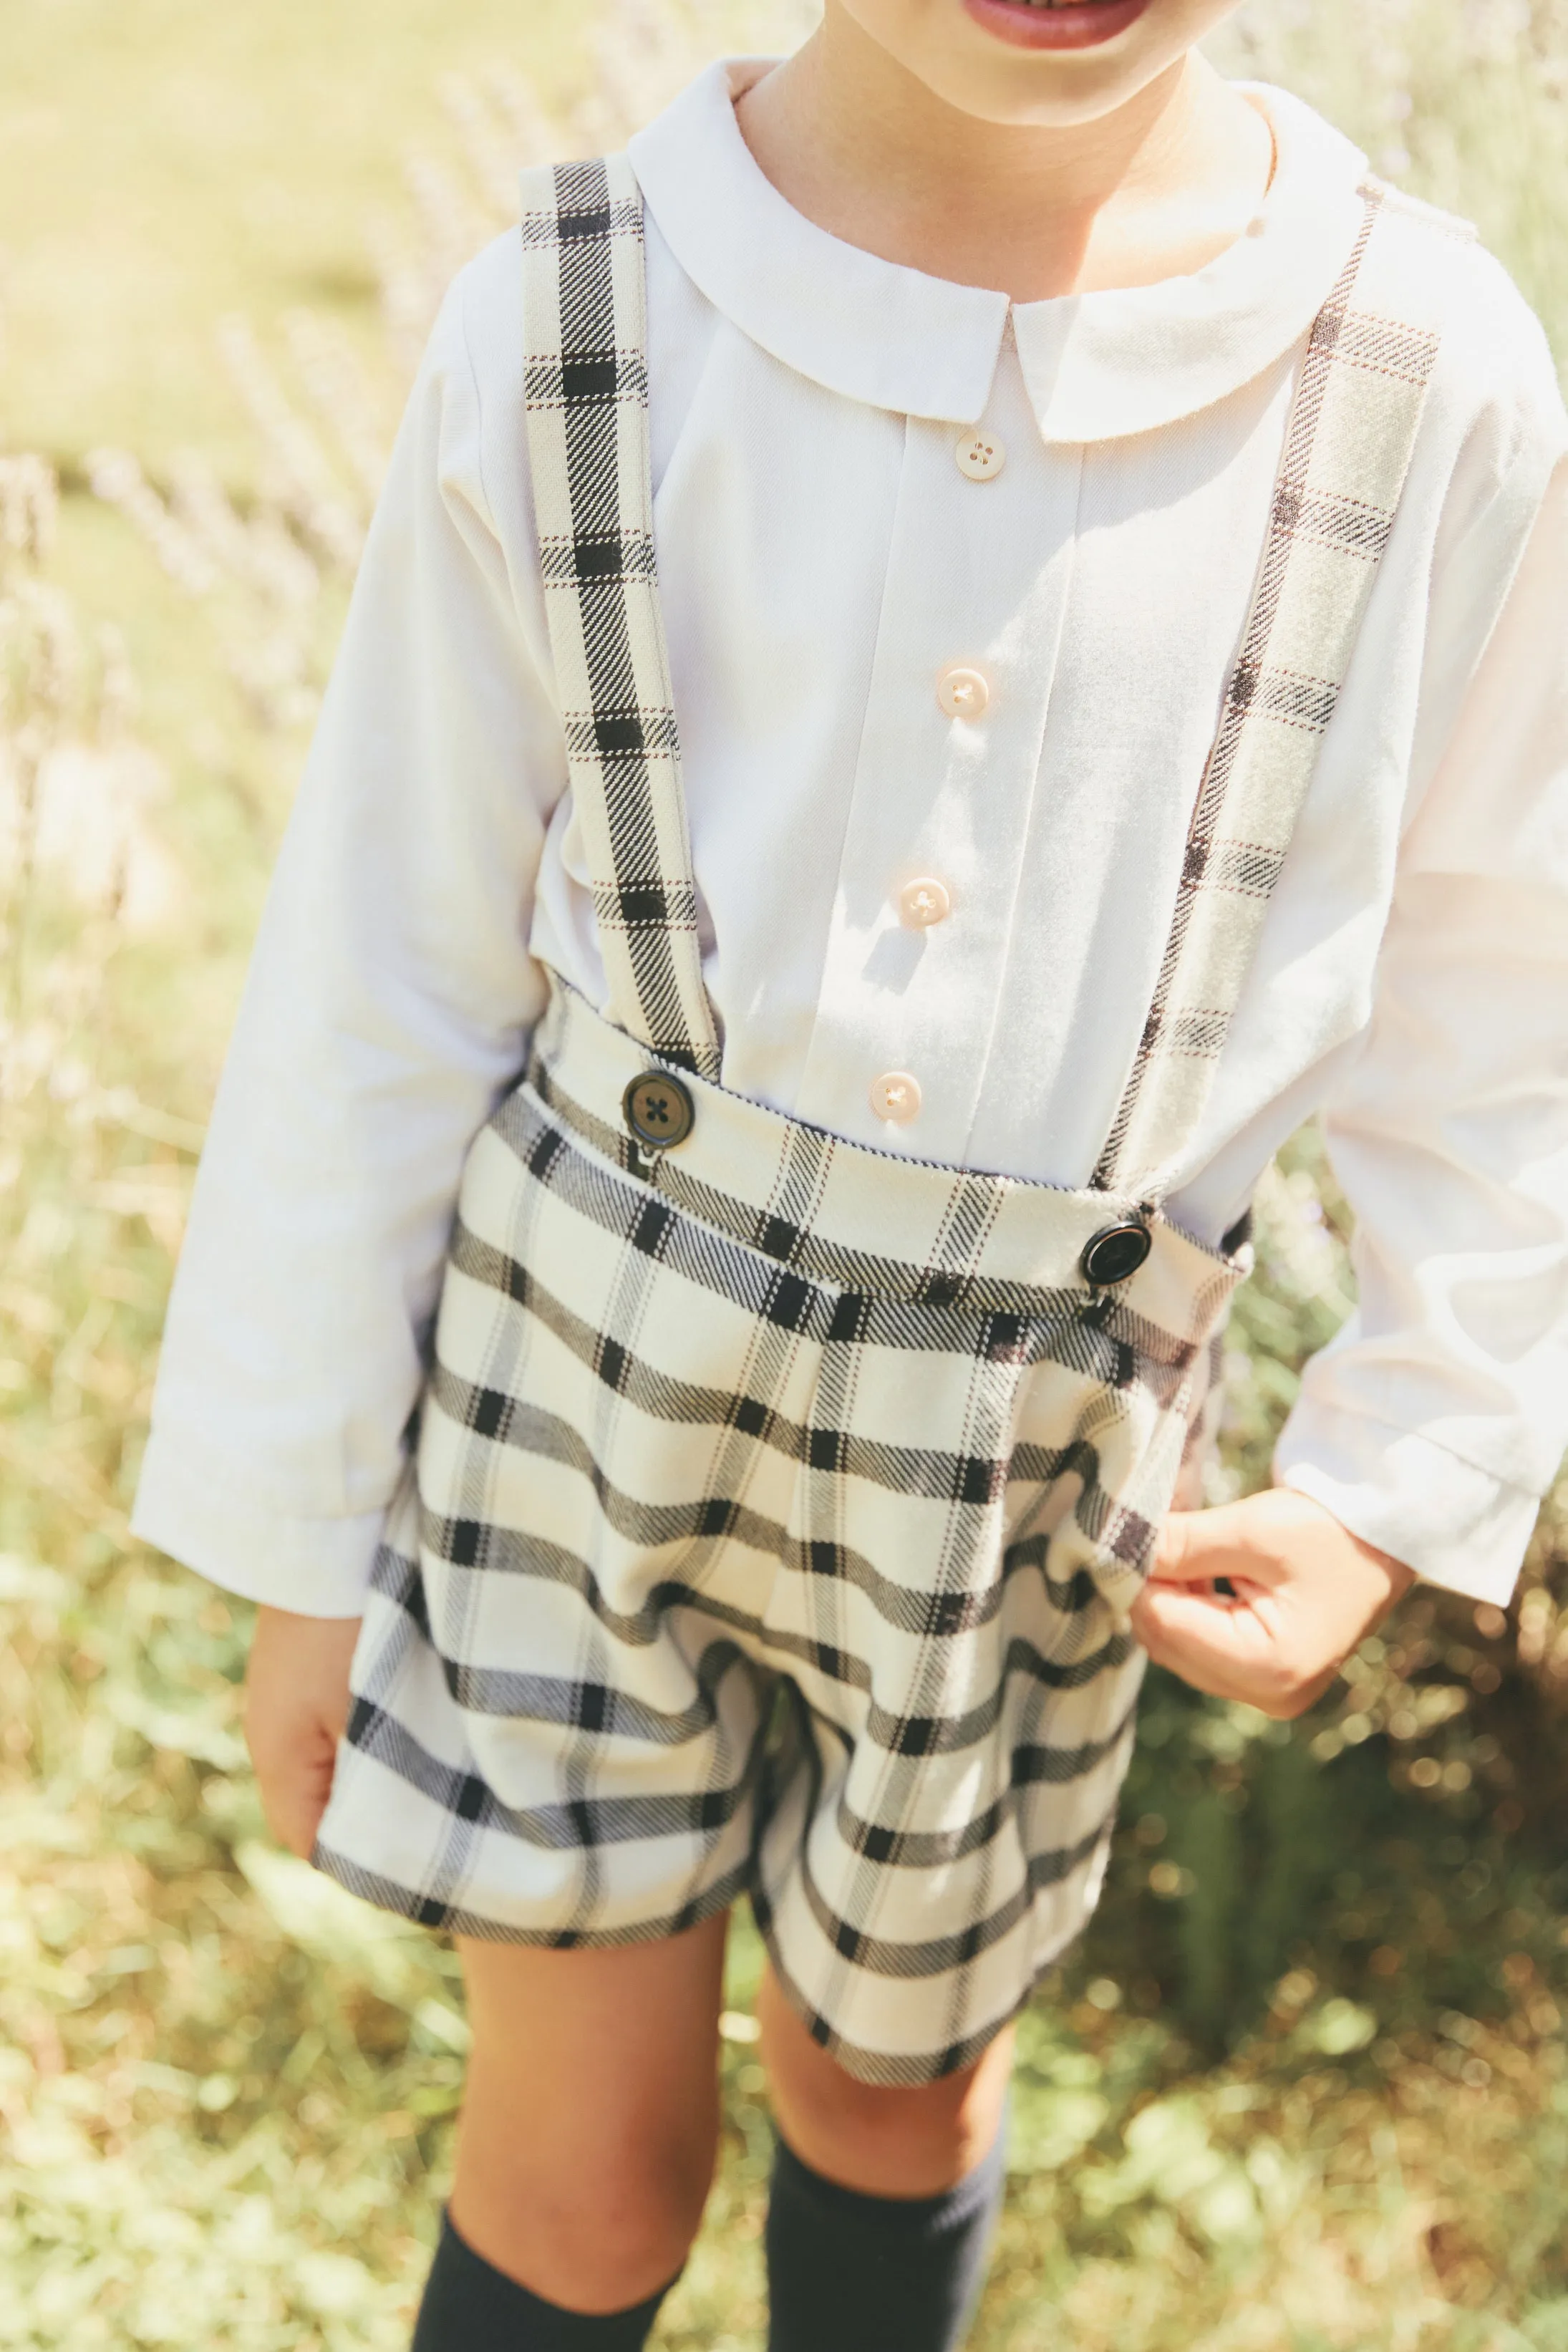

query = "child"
[[134, 1, 1568, 2344]]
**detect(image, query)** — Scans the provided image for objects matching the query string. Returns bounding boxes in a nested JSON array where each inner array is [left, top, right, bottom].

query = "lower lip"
[[963, 0, 1153, 49]]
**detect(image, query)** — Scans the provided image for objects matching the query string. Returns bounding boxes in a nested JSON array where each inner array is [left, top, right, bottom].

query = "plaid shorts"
[[312, 153, 1450, 2081], [316, 979, 1241, 2081]]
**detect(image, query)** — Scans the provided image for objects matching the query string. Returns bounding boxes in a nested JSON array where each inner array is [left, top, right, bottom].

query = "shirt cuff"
[[131, 1438, 384, 1618], [1274, 1401, 1544, 1606]]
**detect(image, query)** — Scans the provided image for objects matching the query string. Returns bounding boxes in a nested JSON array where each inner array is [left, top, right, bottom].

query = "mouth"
[[962, 0, 1154, 50]]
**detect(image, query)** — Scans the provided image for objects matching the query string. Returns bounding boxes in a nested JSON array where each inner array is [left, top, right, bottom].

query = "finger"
[[1150, 1505, 1281, 1589], [1136, 1580, 1274, 1666], [1133, 1630, 1248, 1706], [259, 1776, 316, 1859], [1132, 1603, 1260, 1706], [1135, 1584, 1334, 1719], [251, 1721, 339, 1859], [268, 1758, 336, 1860], [1134, 1583, 1285, 1704]]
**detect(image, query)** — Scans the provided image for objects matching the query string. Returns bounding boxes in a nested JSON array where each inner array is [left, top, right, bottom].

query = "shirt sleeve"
[[1277, 446, 1568, 1605], [131, 241, 566, 1615]]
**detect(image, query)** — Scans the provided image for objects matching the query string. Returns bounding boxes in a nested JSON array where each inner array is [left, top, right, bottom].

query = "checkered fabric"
[[1095, 182, 1466, 1195], [521, 154, 720, 1081], [313, 161, 1452, 2084]]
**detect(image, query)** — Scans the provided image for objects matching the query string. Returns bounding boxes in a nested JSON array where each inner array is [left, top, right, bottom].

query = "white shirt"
[[132, 62, 1568, 1617]]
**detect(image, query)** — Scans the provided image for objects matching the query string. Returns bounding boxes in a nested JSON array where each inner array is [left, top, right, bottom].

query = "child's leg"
[[758, 1965, 1012, 2195], [758, 1968, 1013, 2352], [430, 1912, 729, 2320]]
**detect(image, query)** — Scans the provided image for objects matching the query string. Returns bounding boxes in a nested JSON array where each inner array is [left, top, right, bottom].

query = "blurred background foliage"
[[1, 0, 1567, 2344]]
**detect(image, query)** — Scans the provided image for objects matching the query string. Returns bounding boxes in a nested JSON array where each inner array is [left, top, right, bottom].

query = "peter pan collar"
[[627, 59, 1372, 445]]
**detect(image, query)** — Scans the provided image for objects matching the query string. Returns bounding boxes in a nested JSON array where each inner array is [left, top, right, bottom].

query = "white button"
[[869, 1070, 921, 1124], [936, 664, 989, 720], [956, 428, 1006, 482], [898, 876, 951, 929]]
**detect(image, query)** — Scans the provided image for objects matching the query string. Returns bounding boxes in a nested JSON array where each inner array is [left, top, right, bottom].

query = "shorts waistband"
[[521, 977, 1245, 1345]]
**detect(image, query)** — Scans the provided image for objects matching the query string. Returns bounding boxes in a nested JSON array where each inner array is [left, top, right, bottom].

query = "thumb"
[[1151, 1506, 1229, 1584], [1149, 1501, 1271, 1589]]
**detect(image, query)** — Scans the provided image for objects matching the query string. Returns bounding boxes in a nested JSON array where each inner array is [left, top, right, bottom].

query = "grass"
[[2, 1, 1567, 2345], [0, 0, 584, 470]]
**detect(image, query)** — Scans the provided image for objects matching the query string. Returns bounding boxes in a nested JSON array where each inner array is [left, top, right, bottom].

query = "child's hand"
[[1129, 1489, 1415, 1719], [243, 1605, 362, 1858]]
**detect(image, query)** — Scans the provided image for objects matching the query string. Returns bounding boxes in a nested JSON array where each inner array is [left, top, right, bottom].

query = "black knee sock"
[[765, 2124, 1007, 2352], [411, 2210, 674, 2351]]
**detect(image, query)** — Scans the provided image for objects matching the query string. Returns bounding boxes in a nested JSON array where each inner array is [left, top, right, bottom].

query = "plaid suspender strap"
[[1094, 183, 1467, 1199], [520, 157, 722, 1082]]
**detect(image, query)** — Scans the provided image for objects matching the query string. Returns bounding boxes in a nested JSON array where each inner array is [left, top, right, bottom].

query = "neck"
[[735, 16, 1274, 301]]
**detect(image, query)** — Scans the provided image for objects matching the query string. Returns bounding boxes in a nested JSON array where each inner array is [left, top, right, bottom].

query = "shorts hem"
[[750, 1907, 1044, 2090], [311, 1840, 752, 1950], [311, 1836, 1063, 2087]]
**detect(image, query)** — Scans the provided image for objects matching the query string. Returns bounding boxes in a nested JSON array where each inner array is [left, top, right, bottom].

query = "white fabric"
[[132, 62, 1568, 1617]]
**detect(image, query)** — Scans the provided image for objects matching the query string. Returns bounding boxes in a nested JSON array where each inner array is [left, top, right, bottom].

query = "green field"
[[3, 3, 1568, 2346]]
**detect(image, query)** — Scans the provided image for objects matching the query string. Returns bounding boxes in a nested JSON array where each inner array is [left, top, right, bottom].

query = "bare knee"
[[757, 1968, 1012, 2199], [450, 1920, 727, 2311], [536, 2130, 715, 2305], [455, 2064, 717, 2309]]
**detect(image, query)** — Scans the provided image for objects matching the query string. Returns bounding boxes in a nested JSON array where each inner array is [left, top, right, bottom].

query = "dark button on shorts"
[[623, 1070, 696, 1151], [1080, 1220, 1153, 1287]]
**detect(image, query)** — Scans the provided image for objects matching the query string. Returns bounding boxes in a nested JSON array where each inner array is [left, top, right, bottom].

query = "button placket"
[[792, 395, 1079, 1165]]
